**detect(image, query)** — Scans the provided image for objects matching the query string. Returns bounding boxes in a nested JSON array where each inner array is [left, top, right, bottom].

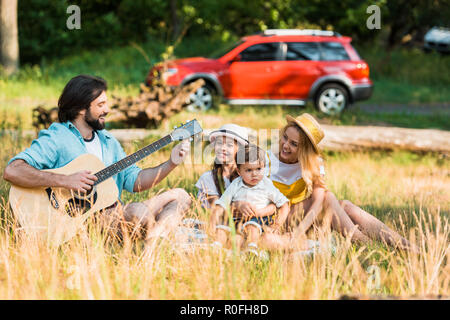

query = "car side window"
[[239, 43, 281, 62], [320, 42, 350, 61], [285, 42, 320, 61]]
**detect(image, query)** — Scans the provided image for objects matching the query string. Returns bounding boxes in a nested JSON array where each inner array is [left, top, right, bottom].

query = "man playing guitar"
[[3, 74, 192, 242]]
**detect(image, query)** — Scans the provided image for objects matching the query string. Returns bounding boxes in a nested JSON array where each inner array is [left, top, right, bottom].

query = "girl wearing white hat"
[[196, 123, 275, 212], [195, 124, 249, 209]]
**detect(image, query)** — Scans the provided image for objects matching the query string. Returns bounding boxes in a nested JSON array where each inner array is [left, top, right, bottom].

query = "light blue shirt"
[[8, 121, 141, 199]]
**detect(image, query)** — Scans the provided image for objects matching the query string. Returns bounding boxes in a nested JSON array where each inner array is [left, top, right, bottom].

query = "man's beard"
[[85, 108, 106, 130]]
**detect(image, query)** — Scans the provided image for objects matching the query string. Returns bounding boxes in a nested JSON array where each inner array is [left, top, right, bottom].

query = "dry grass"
[[0, 122, 448, 300]]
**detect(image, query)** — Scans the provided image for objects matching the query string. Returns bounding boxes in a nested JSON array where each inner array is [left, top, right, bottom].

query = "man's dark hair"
[[58, 75, 107, 122]]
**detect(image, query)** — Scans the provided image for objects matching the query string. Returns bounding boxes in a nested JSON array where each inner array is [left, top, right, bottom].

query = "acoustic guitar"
[[9, 119, 202, 245]]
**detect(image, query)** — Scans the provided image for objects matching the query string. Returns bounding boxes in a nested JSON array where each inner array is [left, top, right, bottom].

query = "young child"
[[210, 144, 290, 256]]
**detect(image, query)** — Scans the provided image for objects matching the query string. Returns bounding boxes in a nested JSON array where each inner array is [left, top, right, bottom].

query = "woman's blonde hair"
[[280, 123, 326, 198]]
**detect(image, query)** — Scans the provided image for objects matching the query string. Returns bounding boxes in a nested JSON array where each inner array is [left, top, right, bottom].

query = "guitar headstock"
[[171, 119, 203, 141]]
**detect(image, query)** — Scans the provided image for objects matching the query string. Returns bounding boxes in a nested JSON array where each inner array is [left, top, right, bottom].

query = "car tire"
[[185, 82, 216, 113], [314, 83, 349, 115]]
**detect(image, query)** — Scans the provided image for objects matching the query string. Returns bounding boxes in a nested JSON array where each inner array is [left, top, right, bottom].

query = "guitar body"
[[9, 154, 118, 245]]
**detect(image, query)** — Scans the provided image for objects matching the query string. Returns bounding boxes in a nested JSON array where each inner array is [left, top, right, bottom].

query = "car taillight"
[[146, 66, 162, 84], [355, 62, 370, 78]]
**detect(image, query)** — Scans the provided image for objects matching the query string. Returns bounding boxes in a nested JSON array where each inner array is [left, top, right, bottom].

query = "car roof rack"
[[260, 29, 341, 37]]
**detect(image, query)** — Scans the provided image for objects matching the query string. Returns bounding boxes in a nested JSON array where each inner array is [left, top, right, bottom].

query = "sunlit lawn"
[[0, 118, 448, 299]]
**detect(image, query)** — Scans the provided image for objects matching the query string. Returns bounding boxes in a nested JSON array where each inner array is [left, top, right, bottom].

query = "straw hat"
[[286, 113, 324, 153], [209, 124, 249, 146]]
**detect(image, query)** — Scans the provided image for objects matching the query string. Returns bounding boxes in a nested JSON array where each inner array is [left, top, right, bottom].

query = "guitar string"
[[94, 120, 197, 184], [94, 134, 173, 185]]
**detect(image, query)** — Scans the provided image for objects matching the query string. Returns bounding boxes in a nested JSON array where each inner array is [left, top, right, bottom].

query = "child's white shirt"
[[214, 176, 289, 210]]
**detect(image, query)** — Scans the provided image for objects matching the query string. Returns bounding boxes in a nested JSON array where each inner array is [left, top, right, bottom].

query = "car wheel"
[[315, 83, 348, 115], [186, 83, 215, 112]]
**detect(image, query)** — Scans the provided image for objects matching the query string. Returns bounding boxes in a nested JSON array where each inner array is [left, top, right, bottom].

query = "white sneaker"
[[176, 242, 209, 254], [245, 247, 260, 257], [258, 249, 270, 262], [174, 226, 209, 245], [291, 249, 315, 258], [306, 240, 322, 253], [210, 241, 224, 249], [329, 235, 338, 255], [290, 240, 321, 259], [242, 243, 269, 262], [292, 238, 336, 258], [182, 218, 206, 229]]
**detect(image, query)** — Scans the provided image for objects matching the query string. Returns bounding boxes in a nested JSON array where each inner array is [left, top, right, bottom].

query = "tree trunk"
[[105, 126, 450, 155], [169, 0, 180, 42], [320, 125, 450, 155], [0, 0, 19, 75]]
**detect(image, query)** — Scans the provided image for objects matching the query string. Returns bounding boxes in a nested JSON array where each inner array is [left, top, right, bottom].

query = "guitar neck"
[[93, 134, 173, 185]]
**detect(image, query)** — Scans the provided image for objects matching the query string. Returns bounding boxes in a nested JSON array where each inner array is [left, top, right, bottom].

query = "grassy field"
[[0, 36, 448, 299], [0, 118, 448, 299]]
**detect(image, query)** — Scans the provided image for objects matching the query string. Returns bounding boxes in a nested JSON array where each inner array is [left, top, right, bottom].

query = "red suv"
[[146, 29, 373, 115]]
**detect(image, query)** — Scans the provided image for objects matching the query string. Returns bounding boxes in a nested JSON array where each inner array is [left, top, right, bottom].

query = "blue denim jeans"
[[232, 215, 274, 234]]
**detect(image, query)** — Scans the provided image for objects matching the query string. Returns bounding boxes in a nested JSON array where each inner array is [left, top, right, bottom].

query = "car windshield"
[[208, 40, 244, 59]]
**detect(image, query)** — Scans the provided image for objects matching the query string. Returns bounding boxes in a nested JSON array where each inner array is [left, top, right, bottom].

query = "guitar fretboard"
[[94, 134, 173, 185]]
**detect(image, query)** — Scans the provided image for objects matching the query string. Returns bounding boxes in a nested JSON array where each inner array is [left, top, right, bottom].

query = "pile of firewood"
[[32, 106, 58, 133], [32, 79, 205, 131], [108, 79, 204, 128]]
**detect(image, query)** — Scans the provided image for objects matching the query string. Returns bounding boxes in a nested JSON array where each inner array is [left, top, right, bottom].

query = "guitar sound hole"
[[46, 187, 98, 217], [65, 191, 98, 217]]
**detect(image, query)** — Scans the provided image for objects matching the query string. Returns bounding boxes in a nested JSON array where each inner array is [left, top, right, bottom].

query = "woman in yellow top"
[[237, 113, 413, 250]]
